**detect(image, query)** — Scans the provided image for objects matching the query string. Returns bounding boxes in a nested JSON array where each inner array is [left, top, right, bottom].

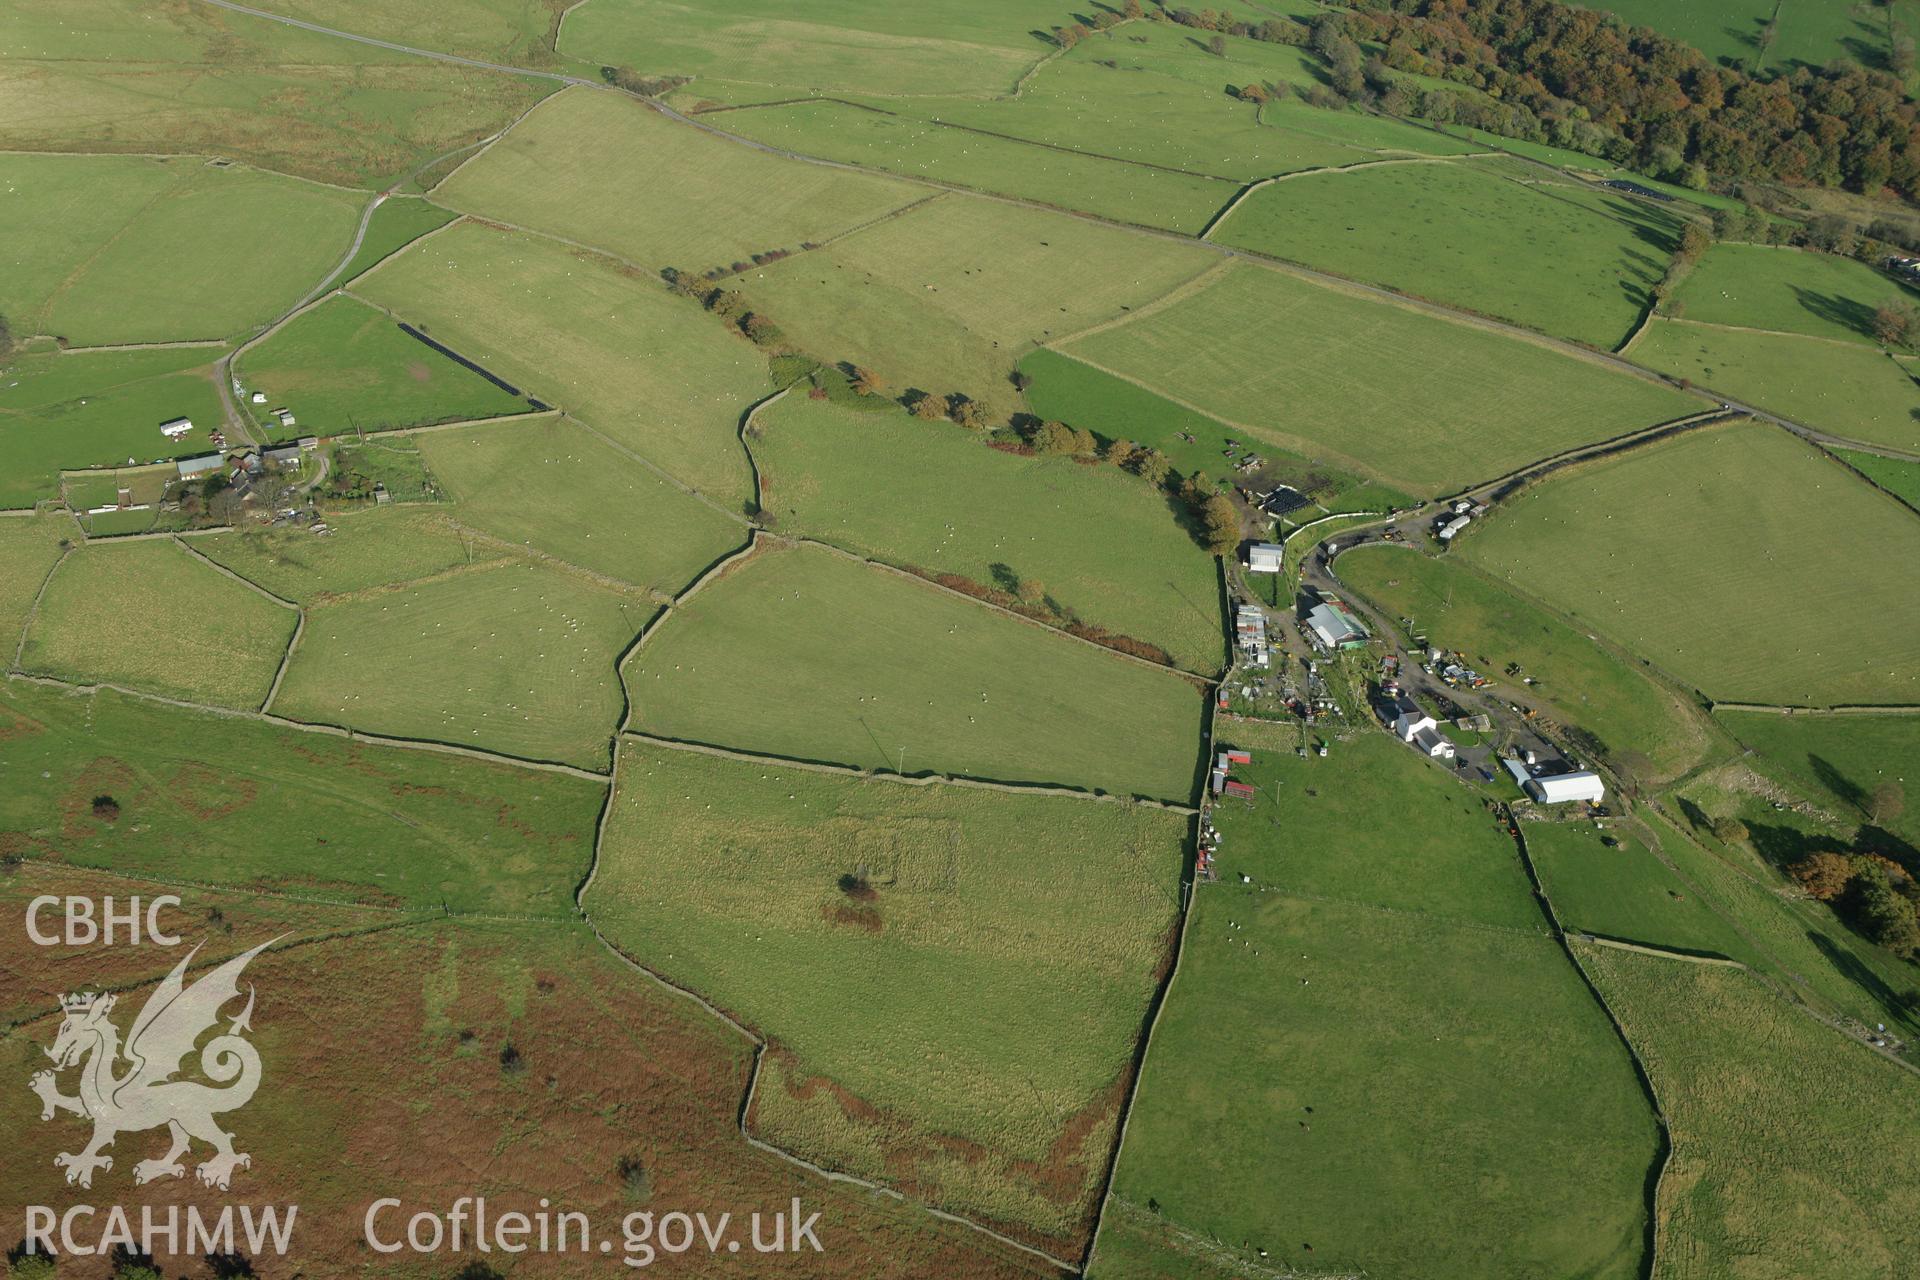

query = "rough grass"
[[1527, 819, 1755, 958], [234, 0, 571, 64], [353, 220, 768, 503], [20, 539, 296, 708], [1714, 709, 1920, 847], [1672, 243, 1920, 345], [1337, 545, 1715, 781], [0, 515, 69, 654], [193, 506, 510, 604], [627, 541, 1205, 801], [1461, 423, 1920, 706], [433, 87, 922, 272], [336, 196, 459, 284], [1837, 448, 1920, 508], [274, 559, 645, 768], [237, 294, 533, 433], [1633, 319, 1920, 451], [1216, 158, 1687, 347], [744, 193, 1215, 400], [0, 0, 555, 189], [1064, 262, 1696, 495], [0, 681, 600, 911], [752, 394, 1223, 672], [0, 349, 226, 508], [559, 0, 1077, 97], [417, 416, 745, 592], [1104, 722, 1655, 1280], [593, 740, 1182, 1243], [1578, 943, 1920, 1280]]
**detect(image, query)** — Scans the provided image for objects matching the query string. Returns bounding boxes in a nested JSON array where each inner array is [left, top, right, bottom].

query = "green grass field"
[[0, 0, 555, 189], [1837, 448, 1920, 509], [337, 197, 460, 284], [0, 516, 69, 654], [1714, 709, 1920, 846], [744, 193, 1215, 400], [1528, 819, 1754, 957], [593, 740, 1182, 1241], [1100, 721, 1655, 1280], [1632, 319, 1920, 450], [1591, 0, 1899, 71], [559, 0, 1076, 97], [237, 295, 533, 434], [1217, 158, 1687, 347], [193, 506, 510, 604], [628, 541, 1205, 800], [0, 349, 226, 508], [1578, 943, 1920, 1280], [20, 539, 296, 708], [236, 0, 570, 65], [1337, 546, 1716, 781], [416, 416, 746, 592], [0, 680, 600, 911], [434, 87, 921, 272], [1016, 349, 1411, 511], [1672, 243, 1920, 345], [1461, 424, 1920, 706], [353, 220, 768, 503], [273, 560, 645, 768], [752, 394, 1223, 672], [1064, 262, 1697, 494]]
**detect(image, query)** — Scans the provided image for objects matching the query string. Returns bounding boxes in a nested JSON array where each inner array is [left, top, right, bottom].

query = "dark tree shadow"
[[1807, 753, 1869, 812], [1806, 930, 1913, 1028]]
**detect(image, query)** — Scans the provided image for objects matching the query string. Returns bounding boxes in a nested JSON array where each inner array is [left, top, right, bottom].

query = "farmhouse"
[[1412, 725, 1456, 760], [1305, 597, 1368, 650], [1390, 696, 1437, 743], [159, 417, 194, 439], [1246, 542, 1285, 574], [1526, 772, 1606, 805]]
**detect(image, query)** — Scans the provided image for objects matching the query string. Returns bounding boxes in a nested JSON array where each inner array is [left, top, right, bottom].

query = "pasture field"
[[0, 515, 68, 653], [710, 100, 1236, 234], [594, 741, 1183, 1243], [1336, 546, 1716, 781], [560, 0, 1075, 97], [745, 194, 1215, 400], [752, 394, 1223, 672], [1015, 349, 1411, 511], [1103, 721, 1654, 1280], [239, 0, 570, 64], [238, 295, 532, 434], [1064, 262, 1696, 495], [0, 0, 555, 189], [1632, 319, 1920, 450], [326, 434, 446, 502], [353, 220, 767, 502], [417, 416, 745, 592], [1714, 709, 1920, 846], [19, 539, 296, 708], [194, 506, 510, 604], [0, 681, 600, 912], [1671, 243, 1920, 344], [1838, 448, 1920, 508], [627, 541, 1205, 801], [336, 196, 459, 283], [1584, 0, 1777, 66], [274, 560, 644, 768], [0, 900, 1042, 1280], [1526, 819, 1754, 958], [0, 348, 224, 507], [1577, 943, 1920, 1280], [434, 87, 920, 272], [1215, 157, 1687, 347], [1461, 424, 1920, 706]]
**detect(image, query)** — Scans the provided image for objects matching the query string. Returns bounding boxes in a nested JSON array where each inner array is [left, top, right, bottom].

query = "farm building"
[[1391, 696, 1437, 743], [1437, 514, 1472, 541], [262, 446, 301, 468], [1305, 598, 1368, 650], [176, 454, 222, 479], [250, 391, 268, 405], [1246, 542, 1285, 574], [159, 417, 194, 439], [1526, 772, 1606, 805], [1412, 725, 1455, 760]]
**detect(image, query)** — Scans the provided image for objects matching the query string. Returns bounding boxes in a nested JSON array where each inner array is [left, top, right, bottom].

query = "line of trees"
[[1792, 844, 1920, 960]]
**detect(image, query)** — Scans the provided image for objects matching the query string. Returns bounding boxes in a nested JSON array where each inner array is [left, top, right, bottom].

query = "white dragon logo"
[[30, 939, 274, 1191]]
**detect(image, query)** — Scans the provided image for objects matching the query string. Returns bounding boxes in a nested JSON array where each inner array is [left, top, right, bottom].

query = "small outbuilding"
[[1246, 542, 1285, 574], [159, 417, 194, 439], [1412, 726, 1456, 760]]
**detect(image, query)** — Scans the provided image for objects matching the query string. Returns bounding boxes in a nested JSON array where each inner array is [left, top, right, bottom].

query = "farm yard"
[[750, 393, 1224, 673], [626, 541, 1205, 801], [1213, 156, 1688, 347], [19, 538, 297, 708], [1061, 261, 1697, 494], [1461, 423, 1920, 706], [1, 2, 1916, 1275], [593, 741, 1184, 1245]]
